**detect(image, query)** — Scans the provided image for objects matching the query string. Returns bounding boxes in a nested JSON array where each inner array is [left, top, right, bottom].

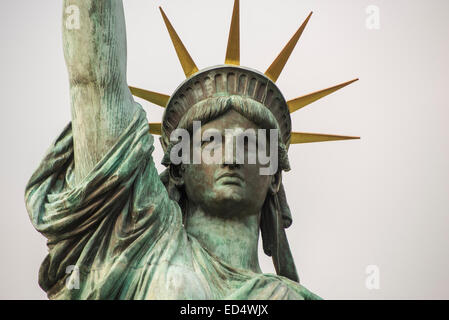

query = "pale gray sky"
[[1, 0, 449, 299]]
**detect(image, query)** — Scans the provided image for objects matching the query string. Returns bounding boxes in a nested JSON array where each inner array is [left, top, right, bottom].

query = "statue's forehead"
[[198, 110, 260, 133]]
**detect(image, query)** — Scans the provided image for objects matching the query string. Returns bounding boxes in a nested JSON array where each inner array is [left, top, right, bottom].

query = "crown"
[[129, 0, 359, 151], [160, 65, 294, 150]]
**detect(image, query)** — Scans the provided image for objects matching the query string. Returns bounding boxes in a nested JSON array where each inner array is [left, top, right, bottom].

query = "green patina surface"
[[24, 0, 321, 300]]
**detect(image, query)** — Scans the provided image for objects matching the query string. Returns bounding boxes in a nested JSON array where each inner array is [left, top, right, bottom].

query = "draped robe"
[[25, 108, 320, 300]]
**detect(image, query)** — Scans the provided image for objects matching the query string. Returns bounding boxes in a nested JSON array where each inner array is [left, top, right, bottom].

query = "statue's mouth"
[[216, 172, 244, 186]]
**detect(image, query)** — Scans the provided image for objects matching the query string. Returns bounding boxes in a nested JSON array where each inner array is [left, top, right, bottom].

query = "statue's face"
[[180, 110, 278, 218]]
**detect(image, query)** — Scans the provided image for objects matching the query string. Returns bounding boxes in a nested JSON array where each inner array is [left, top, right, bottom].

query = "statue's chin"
[[203, 186, 256, 215], [213, 184, 245, 200]]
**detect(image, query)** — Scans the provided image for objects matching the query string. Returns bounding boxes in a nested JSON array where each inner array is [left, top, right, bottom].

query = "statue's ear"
[[169, 164, 185, 187], [269, 171, 282, 195]]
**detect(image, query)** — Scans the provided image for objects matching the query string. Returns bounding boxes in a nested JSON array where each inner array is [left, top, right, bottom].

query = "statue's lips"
[[215, 172, 244, 186]]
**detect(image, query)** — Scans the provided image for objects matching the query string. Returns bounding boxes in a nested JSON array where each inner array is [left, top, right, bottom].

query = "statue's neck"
[[185, 205, 262, 274]]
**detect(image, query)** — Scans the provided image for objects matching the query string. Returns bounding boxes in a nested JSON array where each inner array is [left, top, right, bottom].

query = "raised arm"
[[63, 0, 139, 182]]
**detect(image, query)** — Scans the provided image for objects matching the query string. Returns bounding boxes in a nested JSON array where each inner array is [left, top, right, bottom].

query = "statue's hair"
[[162, 95, 290, 172]]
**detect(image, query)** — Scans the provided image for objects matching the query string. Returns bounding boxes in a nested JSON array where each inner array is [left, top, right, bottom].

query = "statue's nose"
[[221, 149, 241, 169], [223, 161, 241, 170], [222, 136, 241, 169]]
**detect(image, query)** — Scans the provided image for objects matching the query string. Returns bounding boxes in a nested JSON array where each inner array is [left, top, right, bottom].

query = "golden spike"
[[225, 0, 240, 65], [288, 78, 359, 113], [265, 12, 313, 82], [149, 123, 162, 136], [129, 86, 169, 107], [159, 7, 199, 78], [290, 132, 360, 144]]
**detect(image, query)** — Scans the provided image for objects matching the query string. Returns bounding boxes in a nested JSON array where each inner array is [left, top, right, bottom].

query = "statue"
[[25, 0, 358, 300]]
